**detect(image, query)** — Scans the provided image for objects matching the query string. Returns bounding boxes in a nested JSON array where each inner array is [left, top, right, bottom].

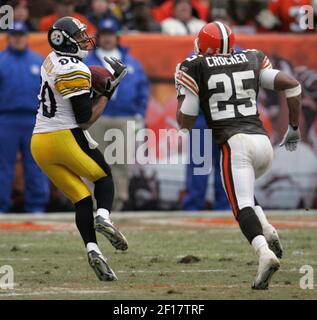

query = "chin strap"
[[194, 38, 200, 54], [53, 49, 88, 60]]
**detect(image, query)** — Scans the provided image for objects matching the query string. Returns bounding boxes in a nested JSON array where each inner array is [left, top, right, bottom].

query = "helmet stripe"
[[224, 24, 231, 53], [215, 21, 229, 54], [214, 22, 224, 54]]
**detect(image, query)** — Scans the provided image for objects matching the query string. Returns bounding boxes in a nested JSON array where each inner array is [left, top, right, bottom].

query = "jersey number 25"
[[208, 70, 257, 121]]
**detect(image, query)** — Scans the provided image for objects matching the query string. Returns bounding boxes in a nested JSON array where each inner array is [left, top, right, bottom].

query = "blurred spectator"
[[111, 0, 135, 26], [294, 65, 317, 146], [225, 0, 266, 34], [7, 0, 37, 31], [161, 0, 206, 35], [209, 0, 315, 33], [262, 0, 314, 32], [74, 0, 91, 14], [27, 0, 54, 22], [208, 0, 232, 24], [295, 66, 317, 102], [0, 22, 49, 213], [152, 0, 209, 22], [38, 0, 96, 34], [85, 18, 150, 211], [87, 0, 119, 29], [150, 0, 166, 6], [127, 166, 160, 210], [125, 1, 162, 32]]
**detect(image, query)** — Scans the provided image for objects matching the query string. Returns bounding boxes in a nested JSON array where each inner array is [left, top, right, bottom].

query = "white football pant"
[[220, 134, 274, 217]]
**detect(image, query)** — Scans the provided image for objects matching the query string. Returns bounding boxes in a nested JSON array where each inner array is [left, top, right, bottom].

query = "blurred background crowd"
[[0, 0, 316, 35], [0, 0, 316, 214]]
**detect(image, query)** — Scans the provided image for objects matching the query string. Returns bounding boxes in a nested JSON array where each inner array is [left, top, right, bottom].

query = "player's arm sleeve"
[[174, 59, 200, 96], [179, 87, 200, 116], [54, 64, 91, 100], [259, 69, 280, 90], [176, 87, 199, 130], [257, 50, 280, 90], [70, 93, 92, 124]]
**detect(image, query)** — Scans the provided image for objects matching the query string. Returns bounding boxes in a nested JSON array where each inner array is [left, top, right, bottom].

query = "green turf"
[[0, 212, 316, 300]]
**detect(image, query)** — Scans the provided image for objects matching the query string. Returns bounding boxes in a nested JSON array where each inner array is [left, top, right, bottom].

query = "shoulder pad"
[[54, 57, 91, 99], [175, 56, 200, 96], [54, 57, 91, 77]]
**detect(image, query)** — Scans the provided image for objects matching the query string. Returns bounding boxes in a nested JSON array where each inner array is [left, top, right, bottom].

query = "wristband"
[[285, 84, 301, 98]]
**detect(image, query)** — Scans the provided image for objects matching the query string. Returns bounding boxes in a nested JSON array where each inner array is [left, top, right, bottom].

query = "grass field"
[[0, 210, 316, 300]]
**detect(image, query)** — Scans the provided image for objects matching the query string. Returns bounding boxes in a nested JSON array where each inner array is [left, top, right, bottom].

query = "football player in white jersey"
[[31, 17, 128, 281]]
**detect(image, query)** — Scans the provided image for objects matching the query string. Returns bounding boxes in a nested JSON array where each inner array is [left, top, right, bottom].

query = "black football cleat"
[[88, 250, 118, 281]]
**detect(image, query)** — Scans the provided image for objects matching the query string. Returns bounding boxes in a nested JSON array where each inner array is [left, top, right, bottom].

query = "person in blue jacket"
[[85, 18, 149, 210], [182, 112, 230, 211], [0, 22, 49, 213]]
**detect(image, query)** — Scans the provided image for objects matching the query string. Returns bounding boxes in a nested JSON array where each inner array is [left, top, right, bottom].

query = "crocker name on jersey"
[[205, 53, 249, 68], [33, 51, 92, 134], [175, 49, 272, 145]]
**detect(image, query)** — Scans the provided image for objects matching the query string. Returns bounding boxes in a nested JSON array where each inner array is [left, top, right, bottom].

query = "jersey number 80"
[[39, 79, 57, 118]]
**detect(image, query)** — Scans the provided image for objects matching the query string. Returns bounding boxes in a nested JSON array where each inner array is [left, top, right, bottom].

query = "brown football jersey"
[[175, 49, 272, 145]]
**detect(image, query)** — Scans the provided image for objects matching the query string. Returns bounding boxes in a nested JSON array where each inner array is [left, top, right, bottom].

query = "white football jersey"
[[33, 51, 91, 133]]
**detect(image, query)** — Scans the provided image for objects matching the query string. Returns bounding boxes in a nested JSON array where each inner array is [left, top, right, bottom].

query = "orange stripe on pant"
[[222, 144, 238, 218]]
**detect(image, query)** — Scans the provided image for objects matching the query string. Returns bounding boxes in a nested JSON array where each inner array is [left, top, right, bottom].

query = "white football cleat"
[[94, 215, 128, 251], [263, 225, 283, 259], [252, 250, 280, 290]]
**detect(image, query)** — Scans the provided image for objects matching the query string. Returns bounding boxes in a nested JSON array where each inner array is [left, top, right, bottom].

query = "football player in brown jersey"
[[175, 21, 301, 290]]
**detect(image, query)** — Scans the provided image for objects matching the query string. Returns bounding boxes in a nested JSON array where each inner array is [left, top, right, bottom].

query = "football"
[[88, 65, 114, 94]]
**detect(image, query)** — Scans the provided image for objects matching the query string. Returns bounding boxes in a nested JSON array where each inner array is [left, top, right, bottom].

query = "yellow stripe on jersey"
[[55, 77, 91, 97], [60, 86, 90, 93], [59, 86, 90, 97], [54, 70, 91, 96], [55, 70, 91, 81]]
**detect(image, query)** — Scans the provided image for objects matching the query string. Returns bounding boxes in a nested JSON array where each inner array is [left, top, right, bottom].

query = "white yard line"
[[0, 288, 115, 297], [0, 281, 305, 297], [117, 269, 226, 274], [0, 257, 30, 261]]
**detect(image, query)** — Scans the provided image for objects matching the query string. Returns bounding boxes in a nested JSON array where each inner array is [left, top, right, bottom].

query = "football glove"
[[103, 56, 128, 99], [279, 125, 301, 152]]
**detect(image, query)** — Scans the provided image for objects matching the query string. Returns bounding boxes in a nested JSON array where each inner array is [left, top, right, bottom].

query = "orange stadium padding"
[[0, 33, 316, 79]]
